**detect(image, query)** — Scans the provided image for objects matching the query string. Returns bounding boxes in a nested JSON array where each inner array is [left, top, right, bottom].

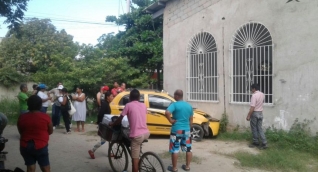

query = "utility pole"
[[126, 0, 131, 13]]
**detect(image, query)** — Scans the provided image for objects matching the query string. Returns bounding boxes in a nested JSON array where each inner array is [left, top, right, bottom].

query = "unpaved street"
[[3, 124, 267, 172]]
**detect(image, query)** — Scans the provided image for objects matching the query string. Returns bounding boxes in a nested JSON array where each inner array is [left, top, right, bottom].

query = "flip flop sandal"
[[167, 166, 178, 172], [181, 164, 190, 171]]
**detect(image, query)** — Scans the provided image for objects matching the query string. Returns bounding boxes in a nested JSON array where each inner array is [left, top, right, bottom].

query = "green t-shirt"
[[18, 92, 28, 111]]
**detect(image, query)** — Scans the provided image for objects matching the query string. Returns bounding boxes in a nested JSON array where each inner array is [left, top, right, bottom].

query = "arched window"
[[186, 32, 218, 102], [230, 22, 273, 104]]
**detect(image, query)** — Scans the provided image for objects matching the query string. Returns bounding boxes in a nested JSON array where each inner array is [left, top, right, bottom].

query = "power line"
[[24, 16, 116, 26]]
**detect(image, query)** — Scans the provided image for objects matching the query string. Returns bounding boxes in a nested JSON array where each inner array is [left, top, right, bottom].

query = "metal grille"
[[187, 32, 218, 102], [230, 22, 273, 104]]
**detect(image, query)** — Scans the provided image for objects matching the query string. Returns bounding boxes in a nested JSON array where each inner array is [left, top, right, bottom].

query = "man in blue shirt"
[[165, 89, 193, 172]]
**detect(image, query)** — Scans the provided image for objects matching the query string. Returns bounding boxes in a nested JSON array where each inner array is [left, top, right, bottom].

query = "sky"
[[0, 0, 128, 45]]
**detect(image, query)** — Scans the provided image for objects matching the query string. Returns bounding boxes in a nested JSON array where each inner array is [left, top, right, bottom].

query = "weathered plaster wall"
[[0, 82, 35, 100], [163, 0, 318, 132]]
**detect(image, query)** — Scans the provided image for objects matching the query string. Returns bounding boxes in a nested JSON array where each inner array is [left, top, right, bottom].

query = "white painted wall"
[[163, 0, 318, 132]]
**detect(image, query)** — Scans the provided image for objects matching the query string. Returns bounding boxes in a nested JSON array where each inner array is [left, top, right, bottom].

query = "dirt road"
[[3, 124, 267, 172]]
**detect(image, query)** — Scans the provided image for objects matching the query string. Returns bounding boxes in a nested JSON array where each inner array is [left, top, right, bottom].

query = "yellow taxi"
[[110, 89, 220, 141]]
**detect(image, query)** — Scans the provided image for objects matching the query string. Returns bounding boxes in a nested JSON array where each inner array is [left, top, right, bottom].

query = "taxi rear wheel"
[[191, 124, 204, 141]]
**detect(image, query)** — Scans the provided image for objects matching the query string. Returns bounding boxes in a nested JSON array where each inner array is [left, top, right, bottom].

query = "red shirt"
[[18, 111, 51, 149], [111, 88, 119, 97]]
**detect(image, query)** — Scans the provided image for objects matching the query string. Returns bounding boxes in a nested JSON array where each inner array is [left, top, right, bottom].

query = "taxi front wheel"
[[191, 124, 204, 141]]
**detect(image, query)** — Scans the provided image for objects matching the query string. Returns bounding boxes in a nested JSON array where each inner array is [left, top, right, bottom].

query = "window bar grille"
[[187, 32, 218, 102], [231, 22, 273, 104]]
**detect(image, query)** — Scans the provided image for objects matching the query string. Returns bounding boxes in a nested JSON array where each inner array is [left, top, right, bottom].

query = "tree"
[[98, 2, 164, 89], [0, 18, 78, 74], [0, 18, 149, 96], [0, 18, 79, 87], [0, 0, 30, 29]]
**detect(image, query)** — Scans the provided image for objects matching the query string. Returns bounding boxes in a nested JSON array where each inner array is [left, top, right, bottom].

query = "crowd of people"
[[16, 81, 126, 172], [15, 81, 266, 172]]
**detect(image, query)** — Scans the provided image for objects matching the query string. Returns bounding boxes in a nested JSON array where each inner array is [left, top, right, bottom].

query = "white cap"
[[57, 85, 64, 90]]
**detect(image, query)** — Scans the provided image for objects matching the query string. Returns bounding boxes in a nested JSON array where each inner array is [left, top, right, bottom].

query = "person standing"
[[59, 88, 72, 134], [18, 84, 29, 115], [96, 86, 109, 109], [246, 84, 267, 149], [111, 82, 120, 97], [118, 83, 126, 93], [72, 86, 87, 132], [32, 84, 38, 95], [49, 83, 63, 129], [110, 89, 150, 172], [165, 89, 193, 172], [17, 95, 53, 172], [37, 84, 52, 113], [88, 91, 114, 159]]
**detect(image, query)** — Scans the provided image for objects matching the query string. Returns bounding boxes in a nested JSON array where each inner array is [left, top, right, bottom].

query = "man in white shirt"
[[49, 82, 64, 128], [37, 84, 52, 114]]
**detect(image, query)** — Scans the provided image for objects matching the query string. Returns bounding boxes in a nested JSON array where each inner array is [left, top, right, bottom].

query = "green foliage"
[[0, 18, 79, 75], [1, 11, 160, 98], [105, 15, 117, 23], [234, 149, 317, 172], [0, 67, 27, 87], [99, 5, 163, 89], [0, 0, 30, 29], [219, 118, 318, 171], [266, 118, 318, 155], [218, 128, 251, 141], [0, 98, 19, 125], [219, 113, 229, 133]]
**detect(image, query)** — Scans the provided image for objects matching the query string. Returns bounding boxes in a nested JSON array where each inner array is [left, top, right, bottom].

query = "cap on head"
[[38, 84, 47, 89], [102, 86, 109, 91], [57, 85, 64, 90]]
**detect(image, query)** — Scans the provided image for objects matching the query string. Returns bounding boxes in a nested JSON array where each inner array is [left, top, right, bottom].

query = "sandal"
[[181, 164, 190, 171], [167, 166, 178, 172]]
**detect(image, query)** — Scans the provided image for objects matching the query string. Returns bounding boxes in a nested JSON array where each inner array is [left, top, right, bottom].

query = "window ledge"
[[229, 102, 274, 107], [187, 100, 220, 103]]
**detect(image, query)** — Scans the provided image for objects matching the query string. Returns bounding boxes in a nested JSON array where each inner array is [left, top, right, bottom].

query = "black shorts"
[[20, 141, 50, 167]]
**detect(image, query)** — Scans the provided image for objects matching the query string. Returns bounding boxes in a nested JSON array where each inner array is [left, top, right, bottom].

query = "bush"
[[219, 113, 229, 133], [219, 118, 318, 171], [266, 118, 318, 156], [0, 98, 20, 125]]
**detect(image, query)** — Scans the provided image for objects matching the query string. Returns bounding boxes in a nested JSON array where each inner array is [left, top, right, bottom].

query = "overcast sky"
[[0, 0, 127, 45]]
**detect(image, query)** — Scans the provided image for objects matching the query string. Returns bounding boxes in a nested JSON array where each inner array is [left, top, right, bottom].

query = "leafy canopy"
[[0, 0, 30, 29]]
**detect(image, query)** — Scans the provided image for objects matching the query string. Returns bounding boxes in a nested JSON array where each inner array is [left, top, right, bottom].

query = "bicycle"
[[104, 125, 165, 172]]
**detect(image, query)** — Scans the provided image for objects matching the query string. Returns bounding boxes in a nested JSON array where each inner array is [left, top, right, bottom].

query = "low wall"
[[0, 82, 35, 100]]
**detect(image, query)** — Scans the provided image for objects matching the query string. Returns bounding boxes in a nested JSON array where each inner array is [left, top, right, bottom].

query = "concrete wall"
[[163, 0, 318, 131], [0, 83, 35, 100]]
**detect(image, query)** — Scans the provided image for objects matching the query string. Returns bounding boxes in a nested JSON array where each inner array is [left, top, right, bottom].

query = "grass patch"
[[218, 129, 251, 141], [85, 114, 96, 124], [218, 118, 318, 171], [234, 149, 318, 172], [158, 152, 203, 164], [0, 98, 20, 125]]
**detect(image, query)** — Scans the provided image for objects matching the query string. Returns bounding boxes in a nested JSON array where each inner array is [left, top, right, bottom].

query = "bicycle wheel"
[[108, 141, 129, 172], [139, 151, 165, 172]]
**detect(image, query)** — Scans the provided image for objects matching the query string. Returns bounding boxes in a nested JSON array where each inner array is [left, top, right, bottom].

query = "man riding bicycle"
[[110, 89, 150, 172]]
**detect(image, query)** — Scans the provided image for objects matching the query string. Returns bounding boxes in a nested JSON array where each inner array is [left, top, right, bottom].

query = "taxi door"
[[146, 94, 172, 135]]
